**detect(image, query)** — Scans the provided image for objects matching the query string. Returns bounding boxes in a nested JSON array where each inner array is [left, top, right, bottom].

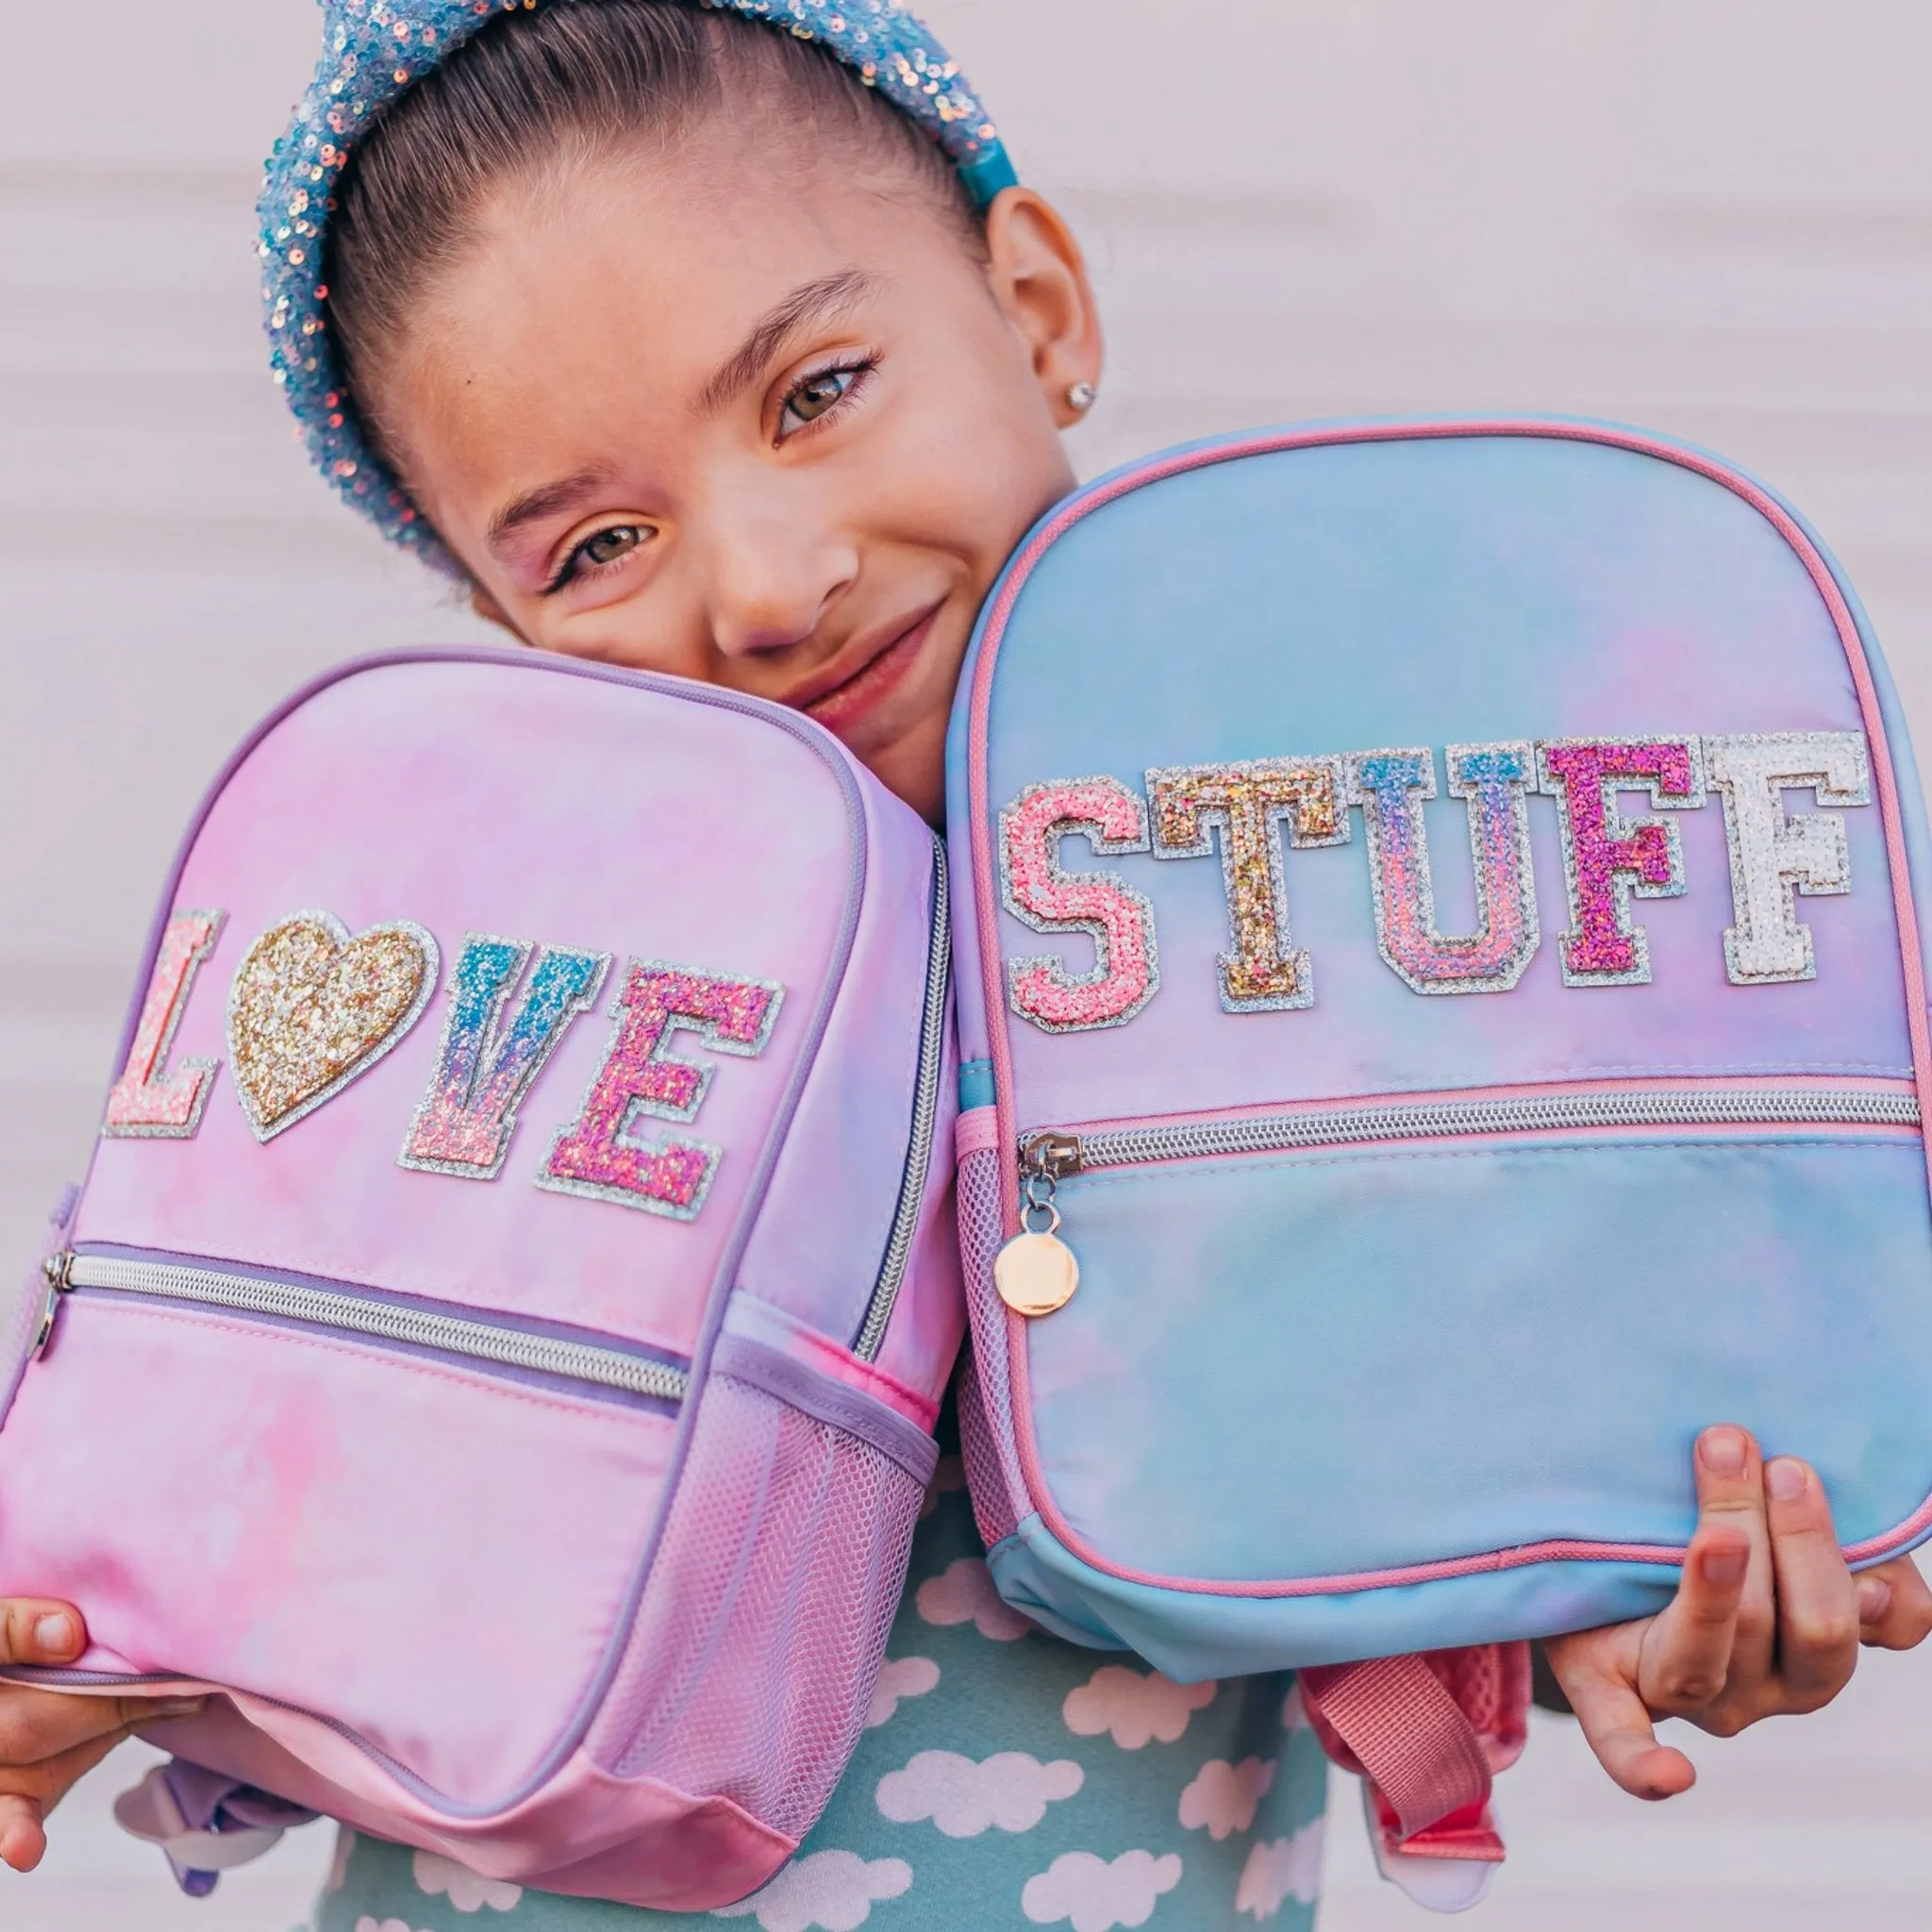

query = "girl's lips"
[[799, 606, 941, 735]]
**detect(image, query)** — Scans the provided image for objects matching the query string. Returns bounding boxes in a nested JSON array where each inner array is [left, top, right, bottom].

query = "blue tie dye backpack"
[[943, 418, 1932, 1902]]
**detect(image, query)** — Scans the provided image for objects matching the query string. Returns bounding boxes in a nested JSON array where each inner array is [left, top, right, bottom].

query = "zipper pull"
[[994, 1135, 1083, 1317], [32, 1251, 73, 1357]]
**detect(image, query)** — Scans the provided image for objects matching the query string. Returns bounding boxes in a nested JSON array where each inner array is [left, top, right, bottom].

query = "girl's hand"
[[1544, 1426, 1932, 1799], [0, 1599, 203, 1872]]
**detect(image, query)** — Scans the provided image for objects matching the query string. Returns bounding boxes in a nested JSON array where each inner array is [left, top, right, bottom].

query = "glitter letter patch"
[[540, 962, 783, 1219], [999, 777, 1158, 1033], [1147, 758, 1348, 1011], [401, 936, 609, 1179], [103, 909, 225, 1139], [1537, 740, 1705, 987], [1346, 744, 1540, 994], [1704, 731, 1871, 984], [227, 912, 441, 1141]]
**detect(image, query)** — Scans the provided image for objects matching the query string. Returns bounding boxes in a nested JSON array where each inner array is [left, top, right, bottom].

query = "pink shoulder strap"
[[1300, 1641, 1530, 1908]]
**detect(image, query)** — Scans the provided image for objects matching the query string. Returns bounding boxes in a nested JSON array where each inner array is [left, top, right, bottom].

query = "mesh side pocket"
[[589, 1374, 924, 1844], [955, 1145, 1029, 1545], [957, 1346, 1017, 1549]]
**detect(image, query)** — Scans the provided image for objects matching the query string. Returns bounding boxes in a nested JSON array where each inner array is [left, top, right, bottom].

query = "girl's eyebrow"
[[481, 271, 879, 555], [697, 268, 880, 416], [487, 466, 619, 550]]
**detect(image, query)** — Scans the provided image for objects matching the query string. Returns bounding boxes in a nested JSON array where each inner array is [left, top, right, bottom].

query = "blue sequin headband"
[[258, 0, 1017, 574]]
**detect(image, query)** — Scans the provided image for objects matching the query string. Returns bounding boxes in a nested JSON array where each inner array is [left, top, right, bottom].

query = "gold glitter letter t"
[[1147, 758, 1349, 1011]]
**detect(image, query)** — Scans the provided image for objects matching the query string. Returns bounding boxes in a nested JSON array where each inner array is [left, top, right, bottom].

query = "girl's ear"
[[981, 188, 1105, 429]]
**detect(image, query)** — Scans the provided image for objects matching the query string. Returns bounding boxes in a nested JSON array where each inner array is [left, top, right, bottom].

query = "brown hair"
[[325, 0, 981, 450]]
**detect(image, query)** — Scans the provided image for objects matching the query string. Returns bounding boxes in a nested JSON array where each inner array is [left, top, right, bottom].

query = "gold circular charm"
[[993, 1230, 1080, 1317]]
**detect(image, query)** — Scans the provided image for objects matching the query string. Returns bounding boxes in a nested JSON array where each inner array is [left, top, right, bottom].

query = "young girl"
[[1, 4, 1927, 1925]]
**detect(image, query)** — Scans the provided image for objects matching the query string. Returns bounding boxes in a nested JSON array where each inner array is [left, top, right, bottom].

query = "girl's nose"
[[702, 497, 860, 662]]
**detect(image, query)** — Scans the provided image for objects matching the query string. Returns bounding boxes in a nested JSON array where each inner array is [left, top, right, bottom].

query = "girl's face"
[[371, 125, 1103, 821]]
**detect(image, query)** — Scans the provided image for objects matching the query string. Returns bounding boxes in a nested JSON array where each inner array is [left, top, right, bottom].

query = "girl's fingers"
[[1857, 1555, 1932, 1650], [0, 1687, 143, 1769], [1637, 1426, 1763, 1713], [0, 1723, 142, 1871], [1762, 1457, 1859, 1710], [1638, 1523, 1751, 1711], [0, 1792, 46, 1874], [1555, 1661, 1698, 1801], [1699, 1426, 1779, 1693], [0, 1601, 84, 1668]]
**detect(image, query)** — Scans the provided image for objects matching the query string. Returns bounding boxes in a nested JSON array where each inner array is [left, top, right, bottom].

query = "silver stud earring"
[[1066, 380, 1098, 413]]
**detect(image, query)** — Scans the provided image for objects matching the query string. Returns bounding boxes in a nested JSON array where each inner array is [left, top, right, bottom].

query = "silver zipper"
[[1024, 1084, 1923, 1178], [54, 1254, 688, 1404], [855, 835, 952, 1361]]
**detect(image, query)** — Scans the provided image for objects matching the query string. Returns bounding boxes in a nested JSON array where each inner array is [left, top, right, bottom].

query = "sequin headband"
[[258, 0, 1017, 574]]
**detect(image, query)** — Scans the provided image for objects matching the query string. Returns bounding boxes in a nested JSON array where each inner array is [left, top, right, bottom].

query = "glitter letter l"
[[401, 936, 608, 1179], [1147, 758, 1348, 1011], [539, 962, 783, 1219], [1346, 744, 1540, 995], [1704, 731, 1871, 984], [103, 909, 225, 1139], [1538, 739, 1705, 987]]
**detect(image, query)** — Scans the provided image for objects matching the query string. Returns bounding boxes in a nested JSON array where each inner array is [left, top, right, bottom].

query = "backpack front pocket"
[[0, 1248, 683, 1811], [987, 1082, 1932, 1597]]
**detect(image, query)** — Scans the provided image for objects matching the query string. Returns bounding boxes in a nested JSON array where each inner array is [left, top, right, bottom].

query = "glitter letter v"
[[539, 962, 784, 1220], [400, 936, 609, 1180]]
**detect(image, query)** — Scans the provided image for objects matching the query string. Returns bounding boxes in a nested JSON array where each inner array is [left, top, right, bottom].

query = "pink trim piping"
[[720, 1294, 940, 1431], [963, 418, 1932, 1598]]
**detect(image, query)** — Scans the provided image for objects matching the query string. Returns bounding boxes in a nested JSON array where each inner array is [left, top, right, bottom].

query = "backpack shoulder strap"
[[1300, 1641, 1531, 1912]]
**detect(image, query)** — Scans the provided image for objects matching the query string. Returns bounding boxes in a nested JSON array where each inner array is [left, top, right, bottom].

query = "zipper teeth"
[[1069, 1087, 1924, 1171], [856, 835, 951, 1362], [64, 1257, 689, 1404]]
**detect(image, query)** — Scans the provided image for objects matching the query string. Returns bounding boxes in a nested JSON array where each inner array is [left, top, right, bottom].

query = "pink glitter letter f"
[[1538, 739, 1704, 986]]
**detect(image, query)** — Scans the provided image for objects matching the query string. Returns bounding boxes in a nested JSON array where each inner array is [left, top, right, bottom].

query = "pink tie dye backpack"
[[0, 648, 960, 1910]]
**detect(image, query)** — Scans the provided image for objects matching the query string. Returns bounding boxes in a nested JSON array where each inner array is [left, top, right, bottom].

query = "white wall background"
[[4, 2, 1932, 1925]]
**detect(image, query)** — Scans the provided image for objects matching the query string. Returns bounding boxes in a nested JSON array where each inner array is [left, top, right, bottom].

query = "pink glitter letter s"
[[539, 960, 783, 1219], [103, 909, 225, 1139], [1537, 739, 1705, 987], [998, 776, 1159, 1034]]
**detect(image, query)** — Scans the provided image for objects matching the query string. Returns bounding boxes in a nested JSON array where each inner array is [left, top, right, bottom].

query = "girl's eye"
[[543, 523, 652, 595], [581, 525, 644, 567], [777, 361, 870, 440]]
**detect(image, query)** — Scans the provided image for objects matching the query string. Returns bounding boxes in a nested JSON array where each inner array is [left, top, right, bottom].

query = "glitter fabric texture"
[[1147, 758, 1348, 1012], [1537, 739, 1705, 988], [541, 960, 783, 1217], [1345, 743, 1540, 997], [104, 911, 227, 1140], [258, 0, 1018, 571], [997, 776, 1159, 1035], [401, 935, 609, 1178], [226, 912, 441, 1141], [1704, 730, 1872, 985]]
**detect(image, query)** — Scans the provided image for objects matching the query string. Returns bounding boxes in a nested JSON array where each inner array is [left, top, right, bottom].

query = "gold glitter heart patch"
[[227, 912, 441, 1141]]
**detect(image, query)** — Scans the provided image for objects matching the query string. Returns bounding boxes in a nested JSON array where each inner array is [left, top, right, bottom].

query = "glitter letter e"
[[539, 962, 783, 1219]]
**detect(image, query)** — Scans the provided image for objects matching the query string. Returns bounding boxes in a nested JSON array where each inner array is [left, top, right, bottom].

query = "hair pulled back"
[[325, 0, 980, 438]]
